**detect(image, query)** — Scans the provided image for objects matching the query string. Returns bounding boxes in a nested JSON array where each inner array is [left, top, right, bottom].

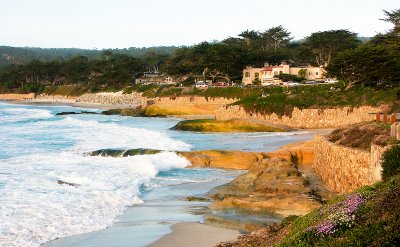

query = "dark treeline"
[[0, 46, 178, 68], [328, 9, 400, 86], [160, 27, 361, 82], [0, 9, 398, 93]]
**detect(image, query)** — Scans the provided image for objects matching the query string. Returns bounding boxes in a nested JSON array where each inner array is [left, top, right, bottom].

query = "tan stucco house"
[[242, 65, 326, 85]]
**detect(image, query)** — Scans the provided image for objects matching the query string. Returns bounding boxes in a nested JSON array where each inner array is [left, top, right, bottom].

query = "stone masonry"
[[216, 105, 381, 129], [313, 135, 390, 193]]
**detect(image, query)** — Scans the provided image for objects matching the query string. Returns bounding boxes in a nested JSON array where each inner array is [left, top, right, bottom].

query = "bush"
[[275, 73, 305, 82], [382, 145, 400, 180]]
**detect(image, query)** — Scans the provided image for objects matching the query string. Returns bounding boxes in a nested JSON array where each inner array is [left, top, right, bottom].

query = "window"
[[316, 72, 319, 75], [245, 72, 250, 77], [274, 71, 278, 76], [255, 72, 259, 78], [309, 72, 312, 75], [279, 71, 283, 74]]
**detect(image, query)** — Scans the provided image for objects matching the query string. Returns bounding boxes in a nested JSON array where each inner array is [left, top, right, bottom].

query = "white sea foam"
[[0, 152, 190, 247], [0, 107, 53, 123], [56, 117, 192, 152], [0, 105, 193, 246]]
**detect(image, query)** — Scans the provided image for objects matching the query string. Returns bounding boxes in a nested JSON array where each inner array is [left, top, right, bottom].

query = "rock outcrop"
[[178, 150, 266, 170], [209, 158, 322, 216]]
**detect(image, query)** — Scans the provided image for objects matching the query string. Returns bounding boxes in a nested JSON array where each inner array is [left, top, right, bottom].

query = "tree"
[[298, 69, 307, 78], [381, 9, 400, 35], [260, 26, 291, 51], [238, 30, 260, 45], [304, 30, 361, 66]]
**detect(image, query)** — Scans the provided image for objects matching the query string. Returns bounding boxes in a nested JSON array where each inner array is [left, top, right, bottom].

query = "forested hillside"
[[0, 46, 178, 67]]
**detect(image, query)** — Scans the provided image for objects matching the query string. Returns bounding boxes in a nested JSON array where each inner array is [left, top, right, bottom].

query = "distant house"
[[242, 64, 326, 85], [135, 72, 177, 85]]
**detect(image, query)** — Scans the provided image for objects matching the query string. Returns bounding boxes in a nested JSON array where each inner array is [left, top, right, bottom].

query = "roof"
[[260, 66, 283, 72]]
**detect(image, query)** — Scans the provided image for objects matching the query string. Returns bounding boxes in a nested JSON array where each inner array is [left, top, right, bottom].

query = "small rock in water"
[[57, 180, 79, 187], [88, 148, 162, 157], [56, 111, 98, 116], [186, 196, 210, 202]]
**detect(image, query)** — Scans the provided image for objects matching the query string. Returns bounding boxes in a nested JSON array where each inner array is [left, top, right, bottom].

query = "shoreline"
[[148, 222, 241, 247], [3, 100, 333, 247], [4, 98, 137, 110]]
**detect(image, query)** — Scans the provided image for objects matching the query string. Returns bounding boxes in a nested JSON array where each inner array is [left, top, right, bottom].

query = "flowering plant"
[[306, 193, 365, 236]]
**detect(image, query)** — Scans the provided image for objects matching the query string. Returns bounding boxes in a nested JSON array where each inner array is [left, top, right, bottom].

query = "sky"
[[0, 0, 398, 49]]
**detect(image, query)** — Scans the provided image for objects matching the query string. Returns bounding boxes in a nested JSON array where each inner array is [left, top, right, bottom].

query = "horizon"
[[0, 0, 398, 49]]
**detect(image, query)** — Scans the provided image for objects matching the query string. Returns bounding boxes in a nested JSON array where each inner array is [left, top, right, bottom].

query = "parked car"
[[214, 82, 228, 87], [284, 81, 300, 86], [325, 78, 339, 83], [195, 81, 208, 88], [262, 82, 272, 86], [304, 80, 317, 84]]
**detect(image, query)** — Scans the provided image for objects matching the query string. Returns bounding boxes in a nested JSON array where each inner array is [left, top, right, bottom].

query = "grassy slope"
[[278, 175, 400, 246], [37, 84, 399, 117], [172, 119, 290, 132], [218, 174, 400, 246], [235, 85, 400, 117], [328, 122, 393, 151]]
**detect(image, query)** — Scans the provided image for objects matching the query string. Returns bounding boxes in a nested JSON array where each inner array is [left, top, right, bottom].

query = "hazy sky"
[[0, 0, 398, 49]]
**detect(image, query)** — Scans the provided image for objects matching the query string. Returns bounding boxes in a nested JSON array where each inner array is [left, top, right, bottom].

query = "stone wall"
[[36, 94, 78, 100], [313, 135, 389, 193], [216, 105, 380, 129], [77, 92, 147, 107], [370, 144, 391, 183], [0, 93, 35, 100], [391, 122, 400, 140], [155, 96, 238, 105]]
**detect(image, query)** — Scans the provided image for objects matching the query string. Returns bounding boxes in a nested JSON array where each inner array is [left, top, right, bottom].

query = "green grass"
[[235, 85, 399, 117], [172, 119, 289, 132], [144, 105, 186, 117]]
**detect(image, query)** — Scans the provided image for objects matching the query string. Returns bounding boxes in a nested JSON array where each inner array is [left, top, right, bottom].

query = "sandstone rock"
[[209, 158, 322, 216], [178, 150, 265, 170]]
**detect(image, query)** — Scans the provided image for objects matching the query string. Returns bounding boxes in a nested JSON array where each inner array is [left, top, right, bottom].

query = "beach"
[[0, 100, 331, 247]]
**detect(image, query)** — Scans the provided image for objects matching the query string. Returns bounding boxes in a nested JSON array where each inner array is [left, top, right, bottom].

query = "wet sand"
[[148, 222, 240, 247]]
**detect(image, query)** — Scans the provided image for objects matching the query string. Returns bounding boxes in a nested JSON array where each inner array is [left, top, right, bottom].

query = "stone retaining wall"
[[36, 94, 78, 100], [0, 93, 35, 100], [313, 135, 389, 193], [216, 105, 380, 129], [391, 122, 400, 140]]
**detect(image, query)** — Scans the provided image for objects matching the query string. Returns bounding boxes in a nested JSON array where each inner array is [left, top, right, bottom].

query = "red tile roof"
[[260, 66, 282, 72]]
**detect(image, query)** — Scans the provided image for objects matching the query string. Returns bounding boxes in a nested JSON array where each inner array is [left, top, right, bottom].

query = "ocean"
[[0, 102, 314, 246]]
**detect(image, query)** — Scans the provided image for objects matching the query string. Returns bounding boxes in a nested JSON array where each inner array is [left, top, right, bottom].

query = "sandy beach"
[[149, 223, 240, 247], [7, 98, 136, 110]]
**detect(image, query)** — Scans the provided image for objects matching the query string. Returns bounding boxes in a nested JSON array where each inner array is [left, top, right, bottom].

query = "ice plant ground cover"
[[270, 174, 400, 246], [305, 193, 365, 236]]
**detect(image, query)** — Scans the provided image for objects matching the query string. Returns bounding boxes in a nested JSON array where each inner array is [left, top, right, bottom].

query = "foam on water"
[[0, 107, 53, 123], [0, 104, 191, 246]]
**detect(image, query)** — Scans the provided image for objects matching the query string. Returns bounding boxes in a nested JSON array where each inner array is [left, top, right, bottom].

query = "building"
[[135, 72, 177, 85], [242, 65, 326, 85]]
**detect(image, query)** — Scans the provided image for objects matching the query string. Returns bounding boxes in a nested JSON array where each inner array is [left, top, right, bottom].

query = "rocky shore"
[[88, 140, 333, 220]]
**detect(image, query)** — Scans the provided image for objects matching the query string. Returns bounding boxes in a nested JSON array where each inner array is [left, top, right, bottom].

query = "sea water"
[[0, 102, 314, 247]]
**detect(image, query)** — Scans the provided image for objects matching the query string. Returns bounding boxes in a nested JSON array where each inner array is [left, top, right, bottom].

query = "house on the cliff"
[[135, 72, 177, 85], [242, 64, 326, 85]]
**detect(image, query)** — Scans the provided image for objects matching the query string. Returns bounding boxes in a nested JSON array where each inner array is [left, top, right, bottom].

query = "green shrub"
[[381, 145, 400, 180]]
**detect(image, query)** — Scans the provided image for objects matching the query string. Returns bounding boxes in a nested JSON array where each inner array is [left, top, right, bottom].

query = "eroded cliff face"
[[209, 158, 322, 216]]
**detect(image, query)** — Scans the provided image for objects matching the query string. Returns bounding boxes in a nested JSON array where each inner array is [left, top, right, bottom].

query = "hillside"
[[0, 46, 178, 67], [218, 169, 400, 246]]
